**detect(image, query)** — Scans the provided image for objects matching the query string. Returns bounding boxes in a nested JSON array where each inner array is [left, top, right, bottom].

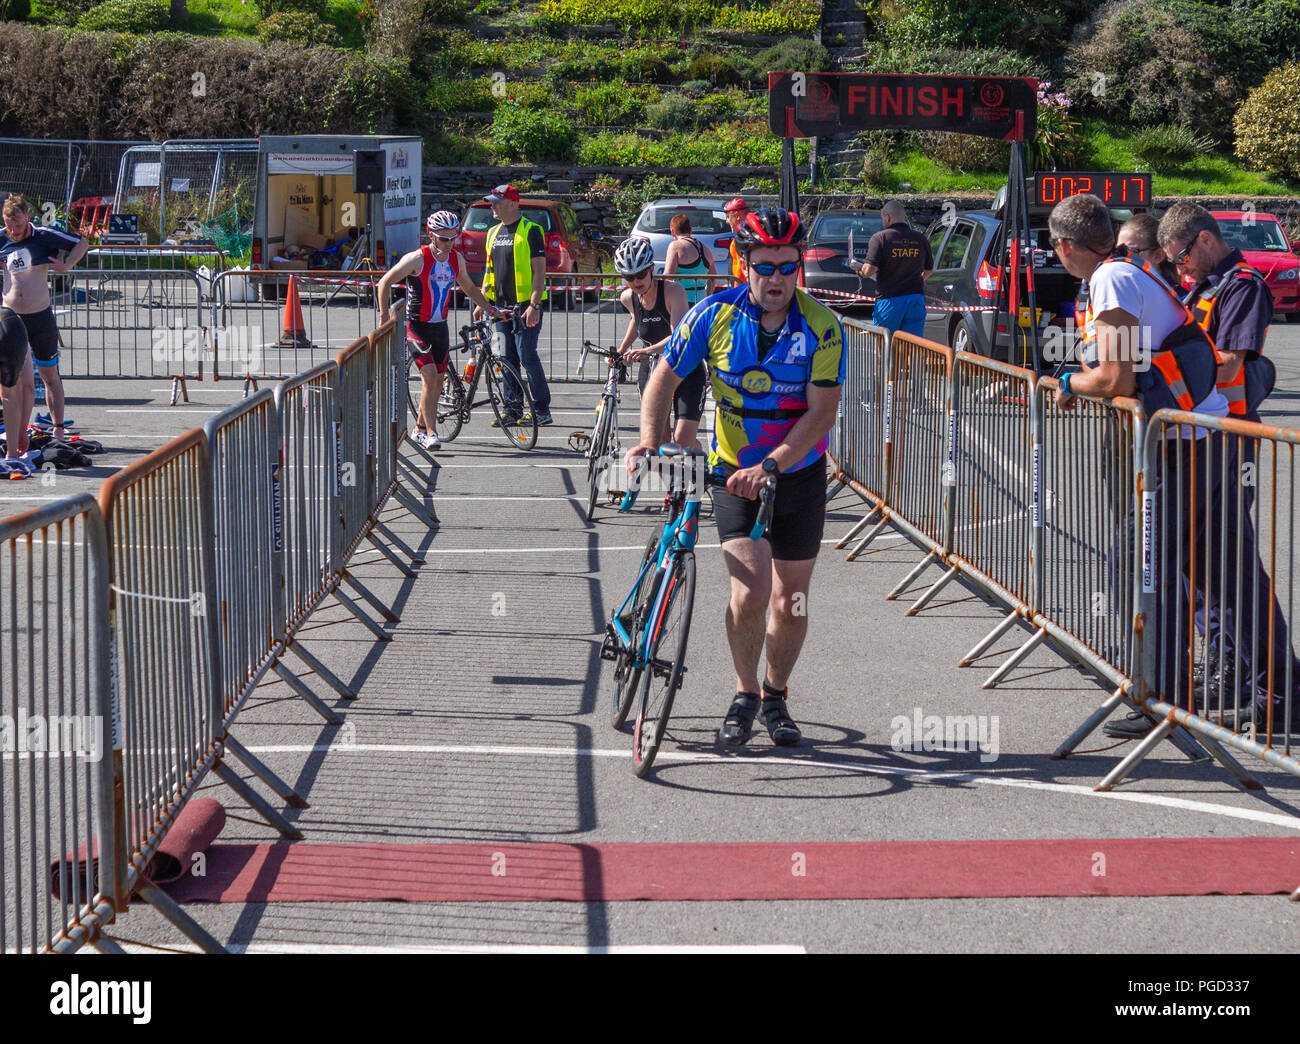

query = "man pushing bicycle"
[[626, 208, 845, 748]]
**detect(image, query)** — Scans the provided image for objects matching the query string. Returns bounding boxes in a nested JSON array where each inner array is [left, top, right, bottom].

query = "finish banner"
[[768, 73, 1038, 141]]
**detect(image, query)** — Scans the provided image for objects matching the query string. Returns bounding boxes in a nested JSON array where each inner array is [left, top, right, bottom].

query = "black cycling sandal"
[[760, 683, 802, 747], [720, 691, 760, 746]]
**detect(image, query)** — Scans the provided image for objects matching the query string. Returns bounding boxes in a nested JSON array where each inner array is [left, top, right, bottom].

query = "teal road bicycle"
[[600, 444, 774, 777]]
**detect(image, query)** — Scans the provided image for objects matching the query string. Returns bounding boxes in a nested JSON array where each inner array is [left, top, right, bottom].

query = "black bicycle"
[[574, 340, 631, 521], [407, 315, 538, 450]]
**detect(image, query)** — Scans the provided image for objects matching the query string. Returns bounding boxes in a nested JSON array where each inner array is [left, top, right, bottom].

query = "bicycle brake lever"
[[748, 479, 776, 540]]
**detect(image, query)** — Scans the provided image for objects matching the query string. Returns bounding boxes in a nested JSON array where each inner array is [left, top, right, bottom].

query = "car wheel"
[[951, 316, 987, 357]]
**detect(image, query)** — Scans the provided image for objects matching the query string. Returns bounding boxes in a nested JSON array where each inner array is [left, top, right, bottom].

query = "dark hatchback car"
[[802, 209, 882, 311], [921, 203, 1141, 366]]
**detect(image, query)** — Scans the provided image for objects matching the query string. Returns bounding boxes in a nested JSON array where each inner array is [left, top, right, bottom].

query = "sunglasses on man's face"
[[1169, 239, 1196, 265], [749, 260, 801, 277], [433, 234, 457, 242]]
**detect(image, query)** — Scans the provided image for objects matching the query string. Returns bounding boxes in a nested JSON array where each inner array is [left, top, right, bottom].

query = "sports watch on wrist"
[[761, 456, 780, 476]]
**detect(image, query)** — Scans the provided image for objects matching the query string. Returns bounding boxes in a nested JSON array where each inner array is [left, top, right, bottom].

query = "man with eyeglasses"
[[1152, 202, 1296, 732], [1046, 194, 1232, 743], [1117, 214, 1179, 288], [626, 208, 844, 750], [847, 200, 932, 336]]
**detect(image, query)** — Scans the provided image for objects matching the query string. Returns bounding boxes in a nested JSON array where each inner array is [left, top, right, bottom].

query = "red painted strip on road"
[[163, 838, 1300, 903]]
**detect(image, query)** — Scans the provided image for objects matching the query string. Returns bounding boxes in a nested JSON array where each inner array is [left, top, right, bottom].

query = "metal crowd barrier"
[[335, 336, 374, 564], [0, 495, 119, 954], [211, 269, 381, 382], [1095, 411, 1300, 789], [80, 244, 230, 274], [97, 429, 230, 951], [55, 268, 206, 379], [831, 320, 890, 512]]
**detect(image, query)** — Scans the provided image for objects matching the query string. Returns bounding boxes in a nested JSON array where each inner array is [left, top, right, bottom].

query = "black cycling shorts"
[[639, 358, 708, 425], [408, 320, 450, 374], [0, 307, 28, 387], [713, 454, 827, 561], [17, 307, 59, 368]]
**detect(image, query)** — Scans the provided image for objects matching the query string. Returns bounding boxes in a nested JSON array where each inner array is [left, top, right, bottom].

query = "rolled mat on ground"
[[159, 837, 1300, 903], [51, 797, 227, 898]]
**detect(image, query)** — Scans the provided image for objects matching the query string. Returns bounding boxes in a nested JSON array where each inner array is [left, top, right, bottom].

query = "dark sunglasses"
[[624, 268, 653, 283], [1169, 238, 1196, 265], [749, 260, 801, 276]]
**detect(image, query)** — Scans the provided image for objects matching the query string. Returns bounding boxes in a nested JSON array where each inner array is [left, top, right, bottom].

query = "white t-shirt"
[[1085, 260, 1228, 436]]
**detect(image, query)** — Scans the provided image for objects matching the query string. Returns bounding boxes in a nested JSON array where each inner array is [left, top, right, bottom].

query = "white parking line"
[[243, 741, 1300, 832]]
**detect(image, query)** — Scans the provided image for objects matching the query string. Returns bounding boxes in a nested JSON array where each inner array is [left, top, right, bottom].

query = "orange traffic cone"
[[277, 275, 314, 348]]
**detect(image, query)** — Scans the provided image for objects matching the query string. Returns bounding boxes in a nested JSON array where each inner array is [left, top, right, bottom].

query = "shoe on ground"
[[719, 691, 760, 746], [760, 685, 802, 746], [412, 430, 441, 450], [534, 411, 554, 426], [1102, 709, 1160, 740], [491, 413, 522, 428]]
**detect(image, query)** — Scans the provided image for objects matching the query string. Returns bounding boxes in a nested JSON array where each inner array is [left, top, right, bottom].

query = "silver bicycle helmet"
[[613, 237, 656, 277], [427, 210, 460, 236]]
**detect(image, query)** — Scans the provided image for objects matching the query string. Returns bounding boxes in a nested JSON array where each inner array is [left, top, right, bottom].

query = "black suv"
[[922, 197, 1144, 367]]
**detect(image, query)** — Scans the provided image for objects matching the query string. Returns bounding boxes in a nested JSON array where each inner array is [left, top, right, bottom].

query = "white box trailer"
[[251, 134, 422, 271]]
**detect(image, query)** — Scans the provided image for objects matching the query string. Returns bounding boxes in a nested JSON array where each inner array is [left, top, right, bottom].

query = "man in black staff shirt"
[[476, 184, 552, 425], [849, 200, 932, 336]]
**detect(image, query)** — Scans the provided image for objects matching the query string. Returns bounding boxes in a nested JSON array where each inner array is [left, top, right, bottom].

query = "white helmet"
[[613, 236, 655, 277], [427, 210, 460, 237]]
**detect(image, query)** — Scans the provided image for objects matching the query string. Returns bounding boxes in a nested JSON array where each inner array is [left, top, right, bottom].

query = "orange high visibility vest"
[[1189, 261, 1269, 416], [1080, 251, 1222, 413]]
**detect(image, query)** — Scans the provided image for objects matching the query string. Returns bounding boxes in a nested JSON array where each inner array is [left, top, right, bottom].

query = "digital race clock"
[[1029, 172, 1152, 208]]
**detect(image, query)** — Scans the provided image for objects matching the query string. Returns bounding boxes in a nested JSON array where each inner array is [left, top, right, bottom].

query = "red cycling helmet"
[[734, 208, 806, 253]]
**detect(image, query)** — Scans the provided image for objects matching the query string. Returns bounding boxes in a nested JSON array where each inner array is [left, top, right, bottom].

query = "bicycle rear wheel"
[[633, 550, 695, 777], [486, 357, 538, 450], [586, 402, 613, 521], [611, 533, 660, 730]]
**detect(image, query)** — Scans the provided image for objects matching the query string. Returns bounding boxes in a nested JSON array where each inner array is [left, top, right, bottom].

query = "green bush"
[[1064, 0, 1265, 141], [645, 93, 695, 130], [678, 79, 711, 97], [32, 0, 101, 24], [491, 101, 577, 161], [1234, 63, 1300, 178], [1131, 123, 1215, 167], [622, 51, 673, 83], [683, 53, 740, 86], [578, 121, 809, 167], [572, 81, 654, 126], [743, 38, 833, 83], [76, 0, 170, 31], [502, 80, 553, 109], [713, 0, 819, 33], [258, 0, 326, 16], [424, 77, 496, 113], [426, 127, 494, 164], [0, 0, 30, 19], [878, 0, 1103, 57], [920, 131, 1008, 173], [862, 45, 1041, 77], [1234, 0, 1300, 66], [256, 10, 342, 45]]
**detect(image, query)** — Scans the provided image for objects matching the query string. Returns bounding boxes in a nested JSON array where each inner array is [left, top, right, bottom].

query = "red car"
[[1208, 211, 1300, 321], [456, 199, 605, 295]]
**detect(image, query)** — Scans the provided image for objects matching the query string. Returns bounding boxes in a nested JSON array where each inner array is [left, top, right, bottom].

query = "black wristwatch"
[[761, 456, 780, 476]]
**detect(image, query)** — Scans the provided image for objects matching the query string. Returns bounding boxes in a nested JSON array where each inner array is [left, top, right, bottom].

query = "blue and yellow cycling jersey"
[[664, 284, 845, 472]]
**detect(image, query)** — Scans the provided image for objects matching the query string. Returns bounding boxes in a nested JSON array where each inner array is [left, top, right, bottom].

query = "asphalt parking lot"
[[10, 315, 1297, 955]]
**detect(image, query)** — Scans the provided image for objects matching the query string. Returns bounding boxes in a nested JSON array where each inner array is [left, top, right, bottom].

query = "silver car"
[[626, 197, 745, 274]]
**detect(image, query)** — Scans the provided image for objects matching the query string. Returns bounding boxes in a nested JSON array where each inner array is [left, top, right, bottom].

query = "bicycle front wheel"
[[586, 402, 613, 522], [486, 357, 538, 450], [633, 550, 695, 777], [611, 533, 660, 730], [437, 367, 466, 442]]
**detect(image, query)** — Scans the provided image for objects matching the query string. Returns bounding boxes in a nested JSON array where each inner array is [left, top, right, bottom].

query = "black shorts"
[[713, 454, 827, 561], [17, 307, 59, 368], [638, 358, 708, 424], [407, 320, 450, 373], [0, 307, 28, 387]]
